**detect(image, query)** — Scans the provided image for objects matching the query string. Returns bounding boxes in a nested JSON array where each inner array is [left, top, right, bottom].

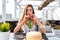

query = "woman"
[[14, 4, 46, 34]]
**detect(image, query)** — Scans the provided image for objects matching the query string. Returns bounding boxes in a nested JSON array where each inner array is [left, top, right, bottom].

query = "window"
[[19, 0, 60, 20], [6, 0, 15, 19], [0, 0, 2, 19]]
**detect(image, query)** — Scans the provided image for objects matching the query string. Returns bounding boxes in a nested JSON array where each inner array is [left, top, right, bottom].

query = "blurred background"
[[0, 0, 60, 40], [0, 0, 60, 33]]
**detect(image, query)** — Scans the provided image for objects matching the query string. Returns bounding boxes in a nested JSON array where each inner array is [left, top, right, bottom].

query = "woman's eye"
[[30, 10, 32, 11], [30, 9, 33, 12]]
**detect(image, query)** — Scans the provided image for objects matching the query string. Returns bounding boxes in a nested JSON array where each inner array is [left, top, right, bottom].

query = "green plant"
[[54, 25, 60, 30], [0, 23, 1, 31], [0, 22, 10, 32], [45, 21, 50, 26]]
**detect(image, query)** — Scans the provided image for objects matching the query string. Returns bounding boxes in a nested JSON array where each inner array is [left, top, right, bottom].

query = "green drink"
[[27, 20, 33, 29]]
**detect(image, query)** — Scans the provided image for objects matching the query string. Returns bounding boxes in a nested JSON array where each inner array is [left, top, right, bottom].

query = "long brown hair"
[[20, 4, 35, 22]]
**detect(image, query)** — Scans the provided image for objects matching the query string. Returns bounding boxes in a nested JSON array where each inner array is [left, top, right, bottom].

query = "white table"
[[9, 33, 60, 40]]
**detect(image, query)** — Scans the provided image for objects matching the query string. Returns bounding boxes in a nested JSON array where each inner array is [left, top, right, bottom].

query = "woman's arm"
[[14, 15, 30, 34], [33, 15, 46, 34], [14, 19, 26, 34]]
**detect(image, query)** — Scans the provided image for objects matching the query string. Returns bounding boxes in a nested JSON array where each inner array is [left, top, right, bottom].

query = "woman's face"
[[27, 7, 33, 16]]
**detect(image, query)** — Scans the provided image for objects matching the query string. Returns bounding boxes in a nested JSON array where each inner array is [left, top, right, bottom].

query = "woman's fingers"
[[30, 13, 34, 17], [24, 15, 30, 21], [24, 14, 35, 21], [33, 15, 38, 22], [25, 15, 30, 19]]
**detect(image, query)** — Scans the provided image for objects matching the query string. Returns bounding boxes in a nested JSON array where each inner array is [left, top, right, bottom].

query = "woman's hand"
[[23, 15, 30, 22], [14, 15, 30, 34], [32, 14, 38, 21], [29, 13, 35, 20]]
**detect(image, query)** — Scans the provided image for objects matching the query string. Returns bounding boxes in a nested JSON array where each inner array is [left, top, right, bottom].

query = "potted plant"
[[54, 25, 60, 36], [45, 21, 51, 26], [45, 21, 52, 32], [0, 22, 11, 40]]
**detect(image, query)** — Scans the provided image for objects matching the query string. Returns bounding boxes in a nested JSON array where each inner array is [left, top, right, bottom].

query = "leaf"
[[0, 22, 10, 32]]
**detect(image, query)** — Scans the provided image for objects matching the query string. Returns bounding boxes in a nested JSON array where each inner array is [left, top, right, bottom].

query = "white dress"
[[24, 24, 41, 33]]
